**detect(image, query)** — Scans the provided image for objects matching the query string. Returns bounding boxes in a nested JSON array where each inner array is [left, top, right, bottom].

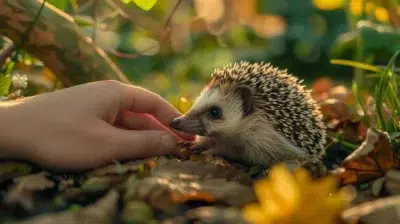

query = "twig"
[[77, 0, 96, 14], [1, 0, 45, 74], [163, 0, 184, 28], [18, 0, 46, 50], [0, 42, 16, 68]]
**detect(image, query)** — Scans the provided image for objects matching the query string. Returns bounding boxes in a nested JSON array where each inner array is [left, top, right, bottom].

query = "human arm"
[[0, 80, 194, 171]]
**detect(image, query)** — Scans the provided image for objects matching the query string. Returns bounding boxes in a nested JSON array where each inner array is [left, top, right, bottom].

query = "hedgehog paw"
[[300, 158, 328, 179]]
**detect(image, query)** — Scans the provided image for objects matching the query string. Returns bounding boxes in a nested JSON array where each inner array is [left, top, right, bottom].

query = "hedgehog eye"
[[208, 106, 222, 119]]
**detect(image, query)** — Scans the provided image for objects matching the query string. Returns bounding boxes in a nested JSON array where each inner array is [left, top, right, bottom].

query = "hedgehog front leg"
[[300, 158, 328, 178], [190, 136, 213, 152]]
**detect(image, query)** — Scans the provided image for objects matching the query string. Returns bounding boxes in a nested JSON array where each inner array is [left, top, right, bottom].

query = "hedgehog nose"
[[170, 118, 181, 129]]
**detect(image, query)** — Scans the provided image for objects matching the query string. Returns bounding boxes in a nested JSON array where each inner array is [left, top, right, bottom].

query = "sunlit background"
[[2, 0, 399, 112]]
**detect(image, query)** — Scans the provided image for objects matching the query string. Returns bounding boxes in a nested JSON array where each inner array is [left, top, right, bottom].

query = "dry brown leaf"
[[341, 195, 400, 223], [384, 169, 400, 195], [124, 158, 255, 211], [333, 128, 400, 185], [312, 77, 334, 97], [328, 85, 350, 101], [320, 98, 352, 122], [4, 171, 55, 211], [186, 206, 248, 224], [86, 158, 156, 177], [170, 191, 217, 204], [19, 189, 119, 224]]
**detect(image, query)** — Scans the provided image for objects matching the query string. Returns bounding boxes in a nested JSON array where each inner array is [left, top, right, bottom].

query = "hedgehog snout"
[[170, 116, 205, 135]]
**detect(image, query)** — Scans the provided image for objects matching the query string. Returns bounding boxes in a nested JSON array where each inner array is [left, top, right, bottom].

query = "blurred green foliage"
[[1, 0, 400, 113]]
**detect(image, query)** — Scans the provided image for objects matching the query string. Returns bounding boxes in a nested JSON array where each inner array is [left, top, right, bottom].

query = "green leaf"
[[389, 132, 400, 140], [132, 0, 158, 11], [330, 22, 400, 59], [359, 22, 400, 55], [47, 0, 69, 10], [0, 75, 12, 96]]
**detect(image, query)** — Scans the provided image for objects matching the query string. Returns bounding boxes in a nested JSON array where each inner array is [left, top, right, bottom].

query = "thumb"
[[107, 128, 178, 160]]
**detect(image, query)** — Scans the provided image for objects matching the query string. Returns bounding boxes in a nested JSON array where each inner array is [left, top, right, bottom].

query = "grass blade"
[[330, 59, 382, 73], [375, 51, 400, 131]]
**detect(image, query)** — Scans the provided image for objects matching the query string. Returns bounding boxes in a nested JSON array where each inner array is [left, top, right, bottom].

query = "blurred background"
[[1, 0, 400, 112]]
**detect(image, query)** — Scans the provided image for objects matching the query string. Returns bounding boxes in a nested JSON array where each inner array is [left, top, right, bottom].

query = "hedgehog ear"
[[235, 85, 253, 116]]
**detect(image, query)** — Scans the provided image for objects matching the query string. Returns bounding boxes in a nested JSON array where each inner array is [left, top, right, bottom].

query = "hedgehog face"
[[170, 85, 253, 137]]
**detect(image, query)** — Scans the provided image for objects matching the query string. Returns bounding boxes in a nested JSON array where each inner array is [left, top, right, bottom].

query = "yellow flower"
[[374, 7, 389, 22], [350, 0, 374, 16], [312, 0, 345, 11], [242, 164, 354, 224]]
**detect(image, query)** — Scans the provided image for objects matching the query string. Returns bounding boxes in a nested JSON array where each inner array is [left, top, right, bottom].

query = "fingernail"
[[160, 134, 177, 151]]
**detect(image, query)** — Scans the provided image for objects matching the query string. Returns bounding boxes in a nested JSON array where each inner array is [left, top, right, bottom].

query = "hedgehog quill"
[[170, 61, 327, 168]]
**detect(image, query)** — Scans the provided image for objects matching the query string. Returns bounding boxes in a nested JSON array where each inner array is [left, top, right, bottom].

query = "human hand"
[[0, 80, 194, 171]]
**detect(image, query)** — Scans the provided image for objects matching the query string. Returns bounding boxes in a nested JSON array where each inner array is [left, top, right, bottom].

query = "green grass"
[[331, 50, 400, 140]]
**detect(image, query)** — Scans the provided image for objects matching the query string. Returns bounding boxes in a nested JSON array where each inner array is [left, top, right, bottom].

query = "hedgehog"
[[170, 61, 327, 167]]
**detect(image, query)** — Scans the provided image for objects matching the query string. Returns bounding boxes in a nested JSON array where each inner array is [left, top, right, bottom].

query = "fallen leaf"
[[319, 98, 352, 121], [18, 189, 119, 224], [384, 169, 400, 195], [186, 206, 248, 224], [4, 171, 54, 211], [0, 162, 32, 184], [124, 158, 255, 211], [81, 176, 126, 193], [122, 200, 157, 224], [341, 195, 400, 223], [58, 178, 75, 192], [170, 190, 217, 204], [312, 77, 334, 102], [86, 158, 156, 177], [328, 85, 350, 101], [371, 177, 385, 197], [333, 127, 400, 185]]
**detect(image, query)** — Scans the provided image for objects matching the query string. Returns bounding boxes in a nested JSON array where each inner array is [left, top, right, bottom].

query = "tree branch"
[[0, 0, 131, 86]]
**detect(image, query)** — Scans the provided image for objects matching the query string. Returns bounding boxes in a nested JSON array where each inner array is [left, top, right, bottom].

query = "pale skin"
[[0, 80, 194, 171]]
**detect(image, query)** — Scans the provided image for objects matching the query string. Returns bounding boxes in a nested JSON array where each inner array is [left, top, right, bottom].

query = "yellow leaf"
[[375, 7, 389, 22], [132, 0, 157, 11], [312, 0, 345, 11]]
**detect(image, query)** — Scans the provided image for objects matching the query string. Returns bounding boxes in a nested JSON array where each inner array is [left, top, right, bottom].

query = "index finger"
[[118, 83, 195, 141]]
